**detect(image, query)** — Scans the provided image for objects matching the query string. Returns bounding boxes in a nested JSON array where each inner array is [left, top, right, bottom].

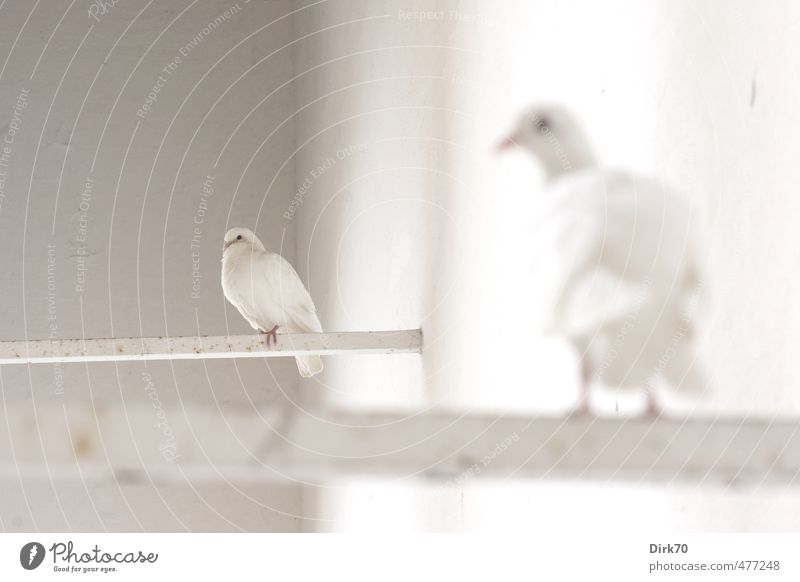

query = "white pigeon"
[[221, 227, 323, 378], [498, 104, 706, 414]]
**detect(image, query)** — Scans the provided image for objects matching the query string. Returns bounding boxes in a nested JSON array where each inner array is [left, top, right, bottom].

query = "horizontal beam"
[[268, 411, 800, 486], [0, 330, 422, 365], [3, 404, 797, 487]]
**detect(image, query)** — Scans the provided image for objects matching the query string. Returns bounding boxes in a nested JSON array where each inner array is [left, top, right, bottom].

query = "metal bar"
[[0, 330, 422, 365]]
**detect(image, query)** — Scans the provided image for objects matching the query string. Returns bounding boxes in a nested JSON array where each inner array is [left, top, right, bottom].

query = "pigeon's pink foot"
[[570, 362, 594, 417], [641, 383, 662, 418], [261, 325, 279, 348], [644, 395, 662, 418], [569, 399, 593, 418]]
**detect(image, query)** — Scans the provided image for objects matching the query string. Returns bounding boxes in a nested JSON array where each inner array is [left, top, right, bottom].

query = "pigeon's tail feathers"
[[286, 306, 323, 378], [659, 259, 707, 395], [296, 355, 323, 378]]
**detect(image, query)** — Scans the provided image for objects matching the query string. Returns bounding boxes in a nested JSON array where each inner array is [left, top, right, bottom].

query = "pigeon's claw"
[[568, 401, 592, 418], [644, 391, 662, 418], [261, 325, 279, 348]]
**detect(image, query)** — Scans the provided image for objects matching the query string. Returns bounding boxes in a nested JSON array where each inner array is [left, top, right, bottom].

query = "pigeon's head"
[[223, 227, 265, 253], [497, 104, 595, 180]]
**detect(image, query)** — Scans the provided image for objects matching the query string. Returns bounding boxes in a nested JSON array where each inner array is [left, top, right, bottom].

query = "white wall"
[[651, 1, 800, 416], [448, 0, 800, 531], [290, 0, 451, 530], [292, 0, 800, 532]]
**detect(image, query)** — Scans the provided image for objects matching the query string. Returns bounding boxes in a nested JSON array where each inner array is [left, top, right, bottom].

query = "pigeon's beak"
[[495, 134, 518, 153], [223, 240, 232, 251]]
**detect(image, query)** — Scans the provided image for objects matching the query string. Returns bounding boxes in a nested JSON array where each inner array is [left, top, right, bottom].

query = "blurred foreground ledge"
[[2, 406, 797, 487]]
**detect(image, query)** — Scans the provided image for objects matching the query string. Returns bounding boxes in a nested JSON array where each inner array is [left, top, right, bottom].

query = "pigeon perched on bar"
[[498, 105, 706, 414], [221, 227, 323, 378]]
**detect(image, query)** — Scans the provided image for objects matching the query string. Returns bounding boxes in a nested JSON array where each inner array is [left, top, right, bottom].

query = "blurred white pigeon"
[[221, 227, 323, 378], [498, 105, 706, 415]]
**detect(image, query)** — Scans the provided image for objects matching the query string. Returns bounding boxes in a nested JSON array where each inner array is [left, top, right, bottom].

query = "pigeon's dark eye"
[[236, 235, 242, 240], [533, 115, 550, 131]]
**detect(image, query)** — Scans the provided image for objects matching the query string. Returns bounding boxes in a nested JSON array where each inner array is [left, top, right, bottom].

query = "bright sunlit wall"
[[293, 0, 800, 531]]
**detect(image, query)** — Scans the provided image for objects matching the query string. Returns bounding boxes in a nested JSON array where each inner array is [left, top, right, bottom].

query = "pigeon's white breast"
[[221, 250, 293, 330]]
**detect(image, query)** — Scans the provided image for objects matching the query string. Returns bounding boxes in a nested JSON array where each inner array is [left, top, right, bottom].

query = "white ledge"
[[1, 406, 797, 485], [0, 330, 422, 364], [267, 411, 800, 486]]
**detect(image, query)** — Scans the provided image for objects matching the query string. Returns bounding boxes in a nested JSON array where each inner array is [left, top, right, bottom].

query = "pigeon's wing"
[[536, 171, 665, 337], [261, 253, 325, 378], [262, 253, 323, 333]]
